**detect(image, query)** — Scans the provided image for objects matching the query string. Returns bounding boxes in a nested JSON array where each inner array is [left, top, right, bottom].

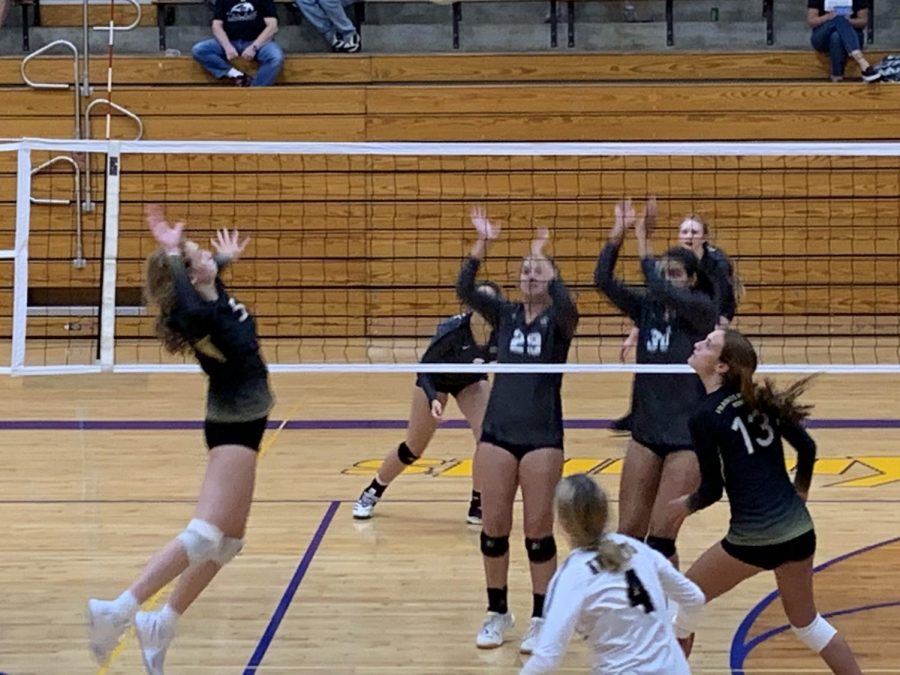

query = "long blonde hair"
[[555, 474, 632, 572]]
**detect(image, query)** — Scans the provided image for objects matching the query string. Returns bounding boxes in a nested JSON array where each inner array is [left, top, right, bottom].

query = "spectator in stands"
[[296, 0, 360, 53], [192, 0, 284, 86], [807, 0, 882, 82]]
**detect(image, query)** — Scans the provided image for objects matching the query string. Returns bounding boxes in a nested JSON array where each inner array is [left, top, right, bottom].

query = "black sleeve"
[[169, 255, 215, 336], [213, 0, 226, 22], [549, 277, 579, 341], [417, 373, 439, 405], [456, 257, 506, 327], [807, 0, 822, 10], [709, 254, 737, 321], [594, 243, 644, 322], [781, 418, 817, 493], [685, 411, 725, 512], [258, 0, 277, 18], [641, 257, 717, 333]]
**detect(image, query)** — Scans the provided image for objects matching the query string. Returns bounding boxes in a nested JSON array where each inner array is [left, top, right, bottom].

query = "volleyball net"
[[1, 138, 898, 375]]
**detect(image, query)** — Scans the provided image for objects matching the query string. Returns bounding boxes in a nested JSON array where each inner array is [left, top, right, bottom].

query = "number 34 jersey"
[[521, 533, 704, 675]]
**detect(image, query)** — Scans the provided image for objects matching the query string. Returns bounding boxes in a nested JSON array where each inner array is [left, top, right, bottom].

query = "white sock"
[[113, 590, 140, 618], [158, 604, 181, 630], [226, 67, 244, 79]]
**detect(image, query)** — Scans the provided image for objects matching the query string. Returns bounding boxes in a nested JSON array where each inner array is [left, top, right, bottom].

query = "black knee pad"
[[646, 535, 677, 559], [525, 536, 557, 563], [480, 532, 510, 558], [397, 442, 417, 466]]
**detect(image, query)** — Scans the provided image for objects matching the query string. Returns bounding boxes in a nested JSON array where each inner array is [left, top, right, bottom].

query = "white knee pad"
[[213, 537, 244, 567], [791, 614, 837, 653], [176, 519, 224, 565]]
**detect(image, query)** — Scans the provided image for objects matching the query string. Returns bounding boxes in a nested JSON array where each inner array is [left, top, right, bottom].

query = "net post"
[[99, 141, 122, 372], [11, 145, 32, 374]]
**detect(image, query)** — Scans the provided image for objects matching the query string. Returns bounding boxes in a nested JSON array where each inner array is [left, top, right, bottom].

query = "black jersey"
[[170, 257, 274, 423], [686, 385, 815, 546], [595, 243, 717, 448], [701, 242, 737, 322], [457, 257, 578, 448], [416, 312, 497, 403]]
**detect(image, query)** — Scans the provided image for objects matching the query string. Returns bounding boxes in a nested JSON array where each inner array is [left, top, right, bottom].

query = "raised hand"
[[146, 204, 184, 253], [531, 227, 550, 258], [609, 198, 634, 245], [211, 228, 251, 262], [470, 206, 501, 241], [635, 196, 657, 242]]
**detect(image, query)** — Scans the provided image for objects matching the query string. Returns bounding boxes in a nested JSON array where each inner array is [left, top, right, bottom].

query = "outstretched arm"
[[146, 205, 210, 323], [532, 228, 579, 340], [594, 199, 644, 322], [457, 207, 506, 326]]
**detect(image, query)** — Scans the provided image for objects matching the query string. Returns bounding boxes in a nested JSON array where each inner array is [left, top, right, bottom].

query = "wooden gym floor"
[[0, 371, 898, 674]]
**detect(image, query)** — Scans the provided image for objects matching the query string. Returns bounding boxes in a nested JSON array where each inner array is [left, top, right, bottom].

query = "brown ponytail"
[[719, 329, 814, 423]]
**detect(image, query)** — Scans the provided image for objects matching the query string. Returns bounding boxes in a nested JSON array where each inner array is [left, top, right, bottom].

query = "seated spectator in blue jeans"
[[296, 0, 360, 52], [807, 0, 881, 82], [192, 0, 284, 86]]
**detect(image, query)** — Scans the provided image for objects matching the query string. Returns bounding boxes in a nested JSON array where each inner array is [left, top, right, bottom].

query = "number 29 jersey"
[[457, 257, 578, 450]]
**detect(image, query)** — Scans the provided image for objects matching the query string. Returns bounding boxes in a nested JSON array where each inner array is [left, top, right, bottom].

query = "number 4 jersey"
[[522, 533, 703, 675]]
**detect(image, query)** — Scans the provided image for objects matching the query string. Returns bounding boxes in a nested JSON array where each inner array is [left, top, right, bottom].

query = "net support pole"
[[99, 142, 121, 371], [11, 146, 32, 374]]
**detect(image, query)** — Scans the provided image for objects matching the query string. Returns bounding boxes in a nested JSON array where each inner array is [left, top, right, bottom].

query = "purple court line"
[[0, 418, 899, 430], [729, 536, 900, 674], [244, 500, 340, 675]]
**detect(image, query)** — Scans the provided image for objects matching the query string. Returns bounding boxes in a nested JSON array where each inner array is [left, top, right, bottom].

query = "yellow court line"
[[96, 401, 303, 674]]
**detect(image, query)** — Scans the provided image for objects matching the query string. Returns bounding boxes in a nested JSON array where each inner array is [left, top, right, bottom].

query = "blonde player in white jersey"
[[520, 474, 704, 675]]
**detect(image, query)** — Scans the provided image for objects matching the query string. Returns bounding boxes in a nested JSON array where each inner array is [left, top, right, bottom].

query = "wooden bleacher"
[[1, 52, 898, 345]]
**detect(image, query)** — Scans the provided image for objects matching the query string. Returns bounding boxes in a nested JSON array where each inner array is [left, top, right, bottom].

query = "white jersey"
[[520, 533, 704, 675]]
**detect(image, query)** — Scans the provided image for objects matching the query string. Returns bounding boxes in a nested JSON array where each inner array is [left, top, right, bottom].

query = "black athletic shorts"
[[204, 417, 269, 452], [722, 529, 817, 570], [481, 431, 563, 461], [417, 374, 488, 399], [633, 435, 694, 459]]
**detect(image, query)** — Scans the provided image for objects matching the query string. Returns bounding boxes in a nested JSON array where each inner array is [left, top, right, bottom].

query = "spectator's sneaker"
[[337, 32, 361, 53], [87, 599, 131, 664], [135, 610, 175, 675], [475, 611, 514, 649], [519, 617, 544, 654], [352, 488, 380, 519], [229, 74, 252, 87], [466, 501, 482, 525], [861, 66, 883, 82]]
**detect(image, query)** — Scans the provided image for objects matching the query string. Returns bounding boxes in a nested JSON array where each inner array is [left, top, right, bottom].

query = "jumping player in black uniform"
[[88, 206, 275, 675], [458, 207, 578, 654], [595, 198, 717, 566], [613, 209, 739, 433], [352, 282, 500, 524], [669, 328, 862, 675]]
